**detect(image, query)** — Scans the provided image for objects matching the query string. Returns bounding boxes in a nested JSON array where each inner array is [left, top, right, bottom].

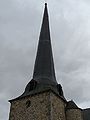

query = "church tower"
[[9, 3, 83, 120]]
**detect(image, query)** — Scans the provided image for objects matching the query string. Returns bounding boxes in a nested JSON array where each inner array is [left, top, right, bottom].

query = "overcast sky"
[[0, 0, 90, 119]]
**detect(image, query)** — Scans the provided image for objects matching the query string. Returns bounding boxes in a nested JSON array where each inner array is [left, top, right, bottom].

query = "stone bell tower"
[[9, 3, 66, 120], [9, 3, 83, 120]]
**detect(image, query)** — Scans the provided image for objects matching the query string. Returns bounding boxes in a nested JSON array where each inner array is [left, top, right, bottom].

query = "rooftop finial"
[[45, 3, 47, 6]]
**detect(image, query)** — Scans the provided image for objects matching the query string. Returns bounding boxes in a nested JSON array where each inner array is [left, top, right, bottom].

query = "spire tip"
[[45, 3, 47, 6]]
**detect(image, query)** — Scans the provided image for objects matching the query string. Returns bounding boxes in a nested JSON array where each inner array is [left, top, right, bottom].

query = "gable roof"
[[66, 100, 79, 110]]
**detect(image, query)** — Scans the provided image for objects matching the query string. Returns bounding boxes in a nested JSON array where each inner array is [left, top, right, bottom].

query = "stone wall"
[[50, 92, 66, 120], [9, 91, 66, 120], [66, 109, 83, 120]]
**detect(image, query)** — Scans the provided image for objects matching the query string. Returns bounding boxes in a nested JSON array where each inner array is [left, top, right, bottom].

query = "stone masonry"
[[66, 109, 83, 120], [9, 91, 66, 120], [50, 92, 66, 120]]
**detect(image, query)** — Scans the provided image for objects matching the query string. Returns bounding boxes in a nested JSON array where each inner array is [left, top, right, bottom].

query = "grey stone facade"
[[66, 109, 83, 120], [9, 91, 83, 120], [9, 91, 67, 120]]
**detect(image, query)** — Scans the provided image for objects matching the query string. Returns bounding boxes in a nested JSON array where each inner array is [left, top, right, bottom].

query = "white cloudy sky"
[[0, 0, 90, 119]]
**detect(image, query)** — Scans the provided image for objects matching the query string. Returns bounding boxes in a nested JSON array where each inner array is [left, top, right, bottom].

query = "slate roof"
[[9, 3, 65, 102], [33, 3, 57, 85], [66, 100, 79, 110]]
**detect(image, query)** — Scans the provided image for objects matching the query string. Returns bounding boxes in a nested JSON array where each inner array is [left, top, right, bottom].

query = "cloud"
[[0, 0, 90, 119]]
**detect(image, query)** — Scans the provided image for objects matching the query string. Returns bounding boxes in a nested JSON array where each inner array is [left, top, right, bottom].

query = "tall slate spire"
[[33, 3, 57, 85], [10, 4, 65, 101]]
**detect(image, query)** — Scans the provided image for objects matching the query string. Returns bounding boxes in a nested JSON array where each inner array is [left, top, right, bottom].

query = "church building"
[[9, 3, 90, 120]]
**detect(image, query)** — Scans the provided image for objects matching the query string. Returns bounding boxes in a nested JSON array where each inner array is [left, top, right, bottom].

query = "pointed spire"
[[33, 3, 57, 85], [9, 4, 66, 102], [39, 3, 50, 41]]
